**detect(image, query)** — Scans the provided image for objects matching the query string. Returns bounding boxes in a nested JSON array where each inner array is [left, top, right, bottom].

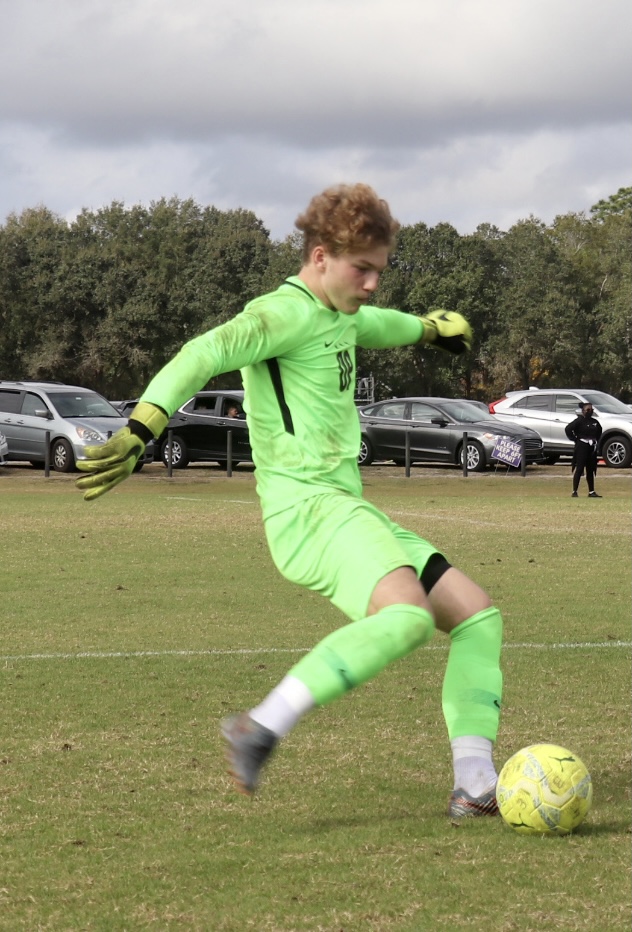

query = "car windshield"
[[440, 401, 493, 424], [582, 392, 632, 415], [51, 392, 122, 418]]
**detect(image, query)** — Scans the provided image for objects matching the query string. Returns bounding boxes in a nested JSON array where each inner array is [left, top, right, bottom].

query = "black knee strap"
[[420, 553, 452, 594]]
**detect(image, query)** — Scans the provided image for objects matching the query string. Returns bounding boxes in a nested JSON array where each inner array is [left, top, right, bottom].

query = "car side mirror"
[[34, 408, 52, 419], [431, 417, 449, 427]]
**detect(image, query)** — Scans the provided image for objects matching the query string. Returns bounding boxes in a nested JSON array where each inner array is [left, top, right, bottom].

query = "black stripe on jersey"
[[282, 279, 316, 302], [266, 358, 295, 435]]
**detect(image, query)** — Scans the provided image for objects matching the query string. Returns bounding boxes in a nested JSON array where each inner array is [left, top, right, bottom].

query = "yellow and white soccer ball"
[[497, 743, 592, 835]]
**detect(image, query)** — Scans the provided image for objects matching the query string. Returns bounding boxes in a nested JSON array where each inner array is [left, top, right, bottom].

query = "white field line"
[[164, 497, 254, 504], [1, 641, 630, 663]]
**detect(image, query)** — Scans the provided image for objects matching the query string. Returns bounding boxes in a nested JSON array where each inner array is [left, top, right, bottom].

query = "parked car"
[[110, 399, 140, 418], [0, 380, 154, 472], [114, 391, 252, 468], [453, 399, 490, 414], [488, 388, 632, 468], [358, 397, 544, 471]]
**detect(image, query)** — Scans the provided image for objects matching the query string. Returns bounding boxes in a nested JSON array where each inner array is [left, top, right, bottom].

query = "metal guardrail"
[[401, 431, 528, 478], [36, 427, 527, 480], [162, 428, 236, 477], [40, 427, 238, 479]]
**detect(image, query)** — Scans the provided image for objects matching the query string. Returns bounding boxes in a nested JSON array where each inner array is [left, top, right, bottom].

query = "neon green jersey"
[[140, 277, 424, 517]]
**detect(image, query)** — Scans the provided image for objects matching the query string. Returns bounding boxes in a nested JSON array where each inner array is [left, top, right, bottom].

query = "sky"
[[0, 0, 630, 240]]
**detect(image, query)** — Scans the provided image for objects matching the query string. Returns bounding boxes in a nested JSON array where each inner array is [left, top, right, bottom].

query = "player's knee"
[[409, 610, 435, 648], [451, 605, 503, 651], [483, 605, 503, 641], [378, 603, 435, 650], [413, 612, 435, 648]]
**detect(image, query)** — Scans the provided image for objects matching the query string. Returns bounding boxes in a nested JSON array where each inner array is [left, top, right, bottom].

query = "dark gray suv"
[[0, 380, 153, 472]]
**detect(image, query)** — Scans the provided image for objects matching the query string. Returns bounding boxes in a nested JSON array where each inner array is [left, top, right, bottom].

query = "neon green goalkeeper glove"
[[76, 402, 168, 501], [420, 309, 473, 355]]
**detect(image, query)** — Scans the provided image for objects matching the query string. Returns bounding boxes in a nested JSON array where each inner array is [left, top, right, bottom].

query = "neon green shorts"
[[264, 491, 442, 621]]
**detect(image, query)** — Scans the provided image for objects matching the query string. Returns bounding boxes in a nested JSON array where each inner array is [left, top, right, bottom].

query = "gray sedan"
[[358, 397, 544, 471]]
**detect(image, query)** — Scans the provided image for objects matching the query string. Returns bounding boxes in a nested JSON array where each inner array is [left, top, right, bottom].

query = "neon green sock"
[[442, 606, 503, 741], [288, 604, 435, 707]]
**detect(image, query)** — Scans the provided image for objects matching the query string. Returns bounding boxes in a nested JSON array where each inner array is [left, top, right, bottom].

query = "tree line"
[[0, 187, 630, 403]]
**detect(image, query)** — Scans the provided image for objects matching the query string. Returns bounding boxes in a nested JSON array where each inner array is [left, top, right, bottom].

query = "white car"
[[488, 388, 632, 468]]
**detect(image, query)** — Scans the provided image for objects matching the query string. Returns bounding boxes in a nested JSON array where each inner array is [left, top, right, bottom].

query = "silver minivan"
[[0, 380, 153, 472]]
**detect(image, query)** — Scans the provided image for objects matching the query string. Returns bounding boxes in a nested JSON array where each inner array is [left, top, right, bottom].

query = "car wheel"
[[161, 435, 190, 469], [602, 434, 632, 469], [358, 437, 374, 466], [460, 439, 486, 472], [52, 438, 75, 472]]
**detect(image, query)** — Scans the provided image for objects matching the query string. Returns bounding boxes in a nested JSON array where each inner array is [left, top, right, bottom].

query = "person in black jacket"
[[565, 403, 603, 498]]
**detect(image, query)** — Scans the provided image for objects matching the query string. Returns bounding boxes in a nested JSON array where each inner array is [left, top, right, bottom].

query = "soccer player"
[[77, 183, 503, 818]]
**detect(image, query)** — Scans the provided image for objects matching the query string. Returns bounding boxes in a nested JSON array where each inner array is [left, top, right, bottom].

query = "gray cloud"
[[0, 0, 630, 239]]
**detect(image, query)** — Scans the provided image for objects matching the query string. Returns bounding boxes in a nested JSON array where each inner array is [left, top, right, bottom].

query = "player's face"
[[315, 245, 390, 314]]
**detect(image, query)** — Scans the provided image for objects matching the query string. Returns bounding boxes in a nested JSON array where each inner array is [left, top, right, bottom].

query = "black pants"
[[572, 442, 597, 493]]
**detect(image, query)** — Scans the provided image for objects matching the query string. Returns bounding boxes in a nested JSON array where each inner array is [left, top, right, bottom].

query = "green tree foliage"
[[483, 217, 586, 392], [361, 222, 502, 400], [0, 207, 76, 380], [76, 198, 274, 395], [259, 232, 302, 293], [0, 191, 629, 402], [589, 186, 632, 221], [589, 211, 632, 397], [0, 199, 274, 397]]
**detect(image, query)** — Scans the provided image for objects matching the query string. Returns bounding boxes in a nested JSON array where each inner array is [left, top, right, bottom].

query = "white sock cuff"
[[451, 735, 493, 761], [275, 675, 316, 713], [249, 675, 315, 738]]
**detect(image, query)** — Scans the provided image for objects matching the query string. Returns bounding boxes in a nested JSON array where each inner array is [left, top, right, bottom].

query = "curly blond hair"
[[295, 184, 400, 262]]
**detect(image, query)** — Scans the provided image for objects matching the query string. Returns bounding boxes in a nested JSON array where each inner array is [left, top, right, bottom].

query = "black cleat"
[[221, 713, 278, 795]]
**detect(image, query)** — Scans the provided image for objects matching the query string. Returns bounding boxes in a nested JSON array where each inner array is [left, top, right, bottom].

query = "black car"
[[113, 392, 251, 468], [358, 397, 544, 471]]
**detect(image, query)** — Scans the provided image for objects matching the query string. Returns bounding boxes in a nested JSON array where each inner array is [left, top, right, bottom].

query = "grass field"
[[1, 464, 630, 931]]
